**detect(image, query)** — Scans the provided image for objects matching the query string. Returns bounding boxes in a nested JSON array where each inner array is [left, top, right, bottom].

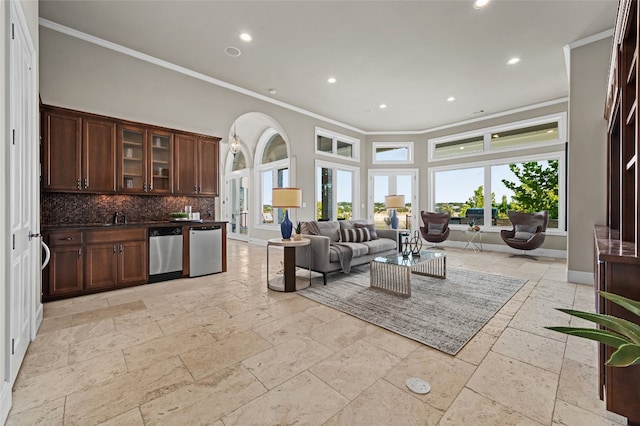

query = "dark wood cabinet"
[[43, 104, 217, 196], [85, 228, 148, 290], [174, 133, 219, 196], [42, 106, 116, 192], [599, 1, 640, 423], [43, 231, 84, 298], [43, 227, 147, 300]]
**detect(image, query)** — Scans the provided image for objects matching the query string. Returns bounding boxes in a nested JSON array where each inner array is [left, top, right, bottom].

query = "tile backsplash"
[[41, 193, 216, 225]]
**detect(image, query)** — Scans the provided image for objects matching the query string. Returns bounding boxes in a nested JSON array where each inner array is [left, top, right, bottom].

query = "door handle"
[[41, 241, 51, 270], [119, 244, 123, 253]]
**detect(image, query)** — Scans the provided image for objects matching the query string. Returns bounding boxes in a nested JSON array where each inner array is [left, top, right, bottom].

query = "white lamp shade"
[[272, 188, 302, 208], [385, 195, 405, 209]]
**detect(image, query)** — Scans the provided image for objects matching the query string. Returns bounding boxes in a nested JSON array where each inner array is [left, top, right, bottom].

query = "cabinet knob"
[[119, 244, 123, 253], [78, 248, 82, 257], [113, 245, 117, 254]]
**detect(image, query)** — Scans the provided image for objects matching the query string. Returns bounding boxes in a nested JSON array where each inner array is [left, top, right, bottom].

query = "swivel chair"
[[419, 211, 451, 248], [500, 210, 548, 260]]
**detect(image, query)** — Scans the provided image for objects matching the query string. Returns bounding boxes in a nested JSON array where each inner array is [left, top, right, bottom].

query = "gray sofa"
[[295, 220, 398, 285]]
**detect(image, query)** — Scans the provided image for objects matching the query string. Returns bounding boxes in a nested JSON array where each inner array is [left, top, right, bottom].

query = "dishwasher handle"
[[190, 226, 221, 231]]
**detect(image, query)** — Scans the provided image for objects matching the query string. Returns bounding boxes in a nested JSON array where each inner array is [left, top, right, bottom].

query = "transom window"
[[429, 113, 566, 161], [372, 142, 414, 164], [315, 127, 360, 162], [255, 129, 292, 228]]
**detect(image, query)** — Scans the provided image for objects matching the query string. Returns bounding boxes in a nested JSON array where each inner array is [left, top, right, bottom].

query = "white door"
[[8, 3, 39, 384], [368, 170, 419, 231]]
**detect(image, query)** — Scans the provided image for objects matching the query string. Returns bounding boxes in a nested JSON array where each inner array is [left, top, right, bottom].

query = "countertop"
[[42, 220, 228, 231], [594, 225, 640, 264]]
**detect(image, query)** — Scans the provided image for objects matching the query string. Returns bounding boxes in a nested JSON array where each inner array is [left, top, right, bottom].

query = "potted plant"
[[546, 291, 640, 367], [293, 221, 302, 241]]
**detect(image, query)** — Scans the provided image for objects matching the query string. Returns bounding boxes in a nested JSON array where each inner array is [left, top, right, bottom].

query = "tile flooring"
[[6, 241, 629, 425]]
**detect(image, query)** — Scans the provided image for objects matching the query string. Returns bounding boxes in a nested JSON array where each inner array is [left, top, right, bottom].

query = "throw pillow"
[[354, 222, 379, 240], [427, 223, 445, 234], [513, 231, 534, 241], [340, 228, 371, 243], [317, 221, 341, 242], [515, 224, 538, 234]]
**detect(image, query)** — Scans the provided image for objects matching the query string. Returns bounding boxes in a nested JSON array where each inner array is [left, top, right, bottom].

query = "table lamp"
[[385, 195, 405, 230], [272, 188, 302, 240]]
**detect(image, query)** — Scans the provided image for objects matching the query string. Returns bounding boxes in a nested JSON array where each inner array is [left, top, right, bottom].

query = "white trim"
[[371, 142, 414, 165], [315, 159, 361, 220], [0, 380, 10, 424], [315, 126, 360, 162], [429, 112, 567, 162], [567, 270, 594, 286], [567, 28, 614, 50], [40, 18, 571, 137]]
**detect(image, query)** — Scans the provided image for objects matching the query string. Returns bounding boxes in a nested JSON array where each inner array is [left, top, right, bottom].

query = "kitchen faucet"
[[112, 212, 127, 224], [112, 212, 120, 224]]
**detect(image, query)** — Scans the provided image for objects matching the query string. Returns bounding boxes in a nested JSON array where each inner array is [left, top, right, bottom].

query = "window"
[[316, 160, 359, 221], [429, 113, 566, 161], [315, 127, 360, 161], [255, 129, 291, 228], [231, 150, 247, 171], [372, 142, 414, 164], [430, 153, 564, 231]]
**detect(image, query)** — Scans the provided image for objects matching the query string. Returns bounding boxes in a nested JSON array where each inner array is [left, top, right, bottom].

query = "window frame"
[[428, 112, 567, 162], [315, 159, 360, 221], [315, 126, 360, 162], [371, 142, 414, 165], [428, 151, 566, 235]]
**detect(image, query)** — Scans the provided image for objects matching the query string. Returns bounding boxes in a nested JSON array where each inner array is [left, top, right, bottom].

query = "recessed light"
[[379, 104, 387, 109], [225, 47, 242, 57], [473, 0, 491, 9], [239, 33, 253, 42], [268, 88, 277, 95], [364, 109, 373, 114], [447, 96, 456, 102], [507, 57, 521, 65], [327, 77, 337, 84]]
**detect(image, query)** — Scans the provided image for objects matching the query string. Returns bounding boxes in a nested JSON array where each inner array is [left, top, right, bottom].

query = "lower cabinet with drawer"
[[43, 228, 148, 301], [44, 230, 84, 299]]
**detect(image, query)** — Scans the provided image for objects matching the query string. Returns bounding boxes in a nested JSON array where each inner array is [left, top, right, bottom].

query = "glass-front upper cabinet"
[[118, 124, 173, 193], [149, 130, 172, 193], [120, 125, 145, 192]]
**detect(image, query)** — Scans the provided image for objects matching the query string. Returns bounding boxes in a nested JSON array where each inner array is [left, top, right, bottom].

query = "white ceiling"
[[38, 0, 617, 133]]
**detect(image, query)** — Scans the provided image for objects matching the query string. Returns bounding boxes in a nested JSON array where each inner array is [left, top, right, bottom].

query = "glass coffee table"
[[370, 250, 446, 297]]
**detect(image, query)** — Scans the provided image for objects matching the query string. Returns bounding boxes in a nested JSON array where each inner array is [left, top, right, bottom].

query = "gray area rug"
[[298, 267, 527, 355]]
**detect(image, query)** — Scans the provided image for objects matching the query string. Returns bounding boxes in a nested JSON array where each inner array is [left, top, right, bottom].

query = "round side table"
[[266, 238, 311, 292]]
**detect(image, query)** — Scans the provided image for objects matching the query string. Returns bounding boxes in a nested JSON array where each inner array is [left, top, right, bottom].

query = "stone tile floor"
[[6, 241, 629, 425]]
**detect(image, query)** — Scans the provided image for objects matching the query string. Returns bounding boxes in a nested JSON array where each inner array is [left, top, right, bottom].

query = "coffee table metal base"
[[370, 251, 446, 297]]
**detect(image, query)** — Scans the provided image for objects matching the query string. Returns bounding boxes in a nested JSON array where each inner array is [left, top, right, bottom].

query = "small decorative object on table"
[[293, 221, 302, 241], [468, 219, 475, 231], [402, 235, 411, 258], [410, 230, 422, 256]]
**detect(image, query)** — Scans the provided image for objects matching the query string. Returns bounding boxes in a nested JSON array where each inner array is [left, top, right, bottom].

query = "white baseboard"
[[567, 270, 593, 285], [32, 302, 43, 339], [0, 380, 11, 424]]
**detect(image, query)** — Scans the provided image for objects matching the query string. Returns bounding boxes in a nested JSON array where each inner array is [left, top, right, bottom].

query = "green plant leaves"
[[554, 309, 640, 344], [601, 291, 640, 318], [545, 326, 630, 348], [607, 343, 640, 367]]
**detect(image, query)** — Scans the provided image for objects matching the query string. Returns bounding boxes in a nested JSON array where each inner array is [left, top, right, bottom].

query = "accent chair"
[[419, 211, 451, 248], [500, 210, 549, 260]]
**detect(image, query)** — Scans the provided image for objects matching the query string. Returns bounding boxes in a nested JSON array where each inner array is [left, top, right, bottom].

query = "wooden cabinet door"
[[198, 137, 219, 196], [83, 116, 116, 192], [118, 124, 147, 193], [118, 240, 148, 285], [148, 130, 173, 194], [85, 243, 118, 290], [174, 133, 198, 195], [47, 245, 83, 297], [42, 109, 82, 191]]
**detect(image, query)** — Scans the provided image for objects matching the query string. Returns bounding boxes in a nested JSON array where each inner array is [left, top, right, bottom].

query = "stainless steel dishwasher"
[[189, 226, 222, 277], [149, 226, 183, 283]]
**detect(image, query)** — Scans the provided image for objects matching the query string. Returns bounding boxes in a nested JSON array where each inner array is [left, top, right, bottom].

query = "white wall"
[[567, 36, 611, 284]]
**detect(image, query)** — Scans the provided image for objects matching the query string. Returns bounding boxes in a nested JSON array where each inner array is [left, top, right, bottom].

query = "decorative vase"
[[390, 210, 399, 229], [281, 210, 293, 240], [411, 230, 422, 256]]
